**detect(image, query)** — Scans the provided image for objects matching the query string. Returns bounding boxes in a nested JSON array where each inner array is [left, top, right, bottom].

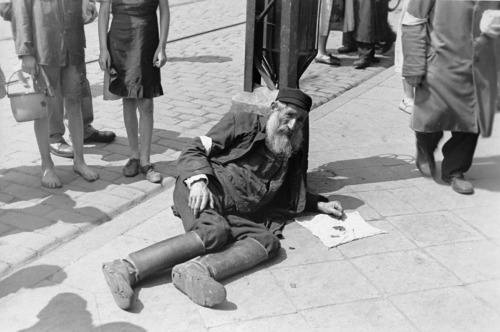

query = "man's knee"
[[250, 233, 281, 257]]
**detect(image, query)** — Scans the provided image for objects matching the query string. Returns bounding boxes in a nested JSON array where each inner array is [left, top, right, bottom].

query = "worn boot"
[[172, 238, 269, 307], [102, 231, 205, 310]]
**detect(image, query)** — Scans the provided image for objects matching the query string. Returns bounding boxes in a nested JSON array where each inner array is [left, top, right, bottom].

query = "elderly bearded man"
[[102, 88, 344, 310]]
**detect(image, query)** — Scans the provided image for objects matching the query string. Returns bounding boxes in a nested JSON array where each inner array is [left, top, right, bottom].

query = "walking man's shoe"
[[443, 175, 474, 195], [353, 56, 379, 69], [49, 139, 74, 158], [84, 129, 116, 144]]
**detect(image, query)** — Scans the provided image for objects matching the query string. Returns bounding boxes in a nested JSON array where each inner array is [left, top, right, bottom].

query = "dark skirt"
[[108, 8, 163, 99]]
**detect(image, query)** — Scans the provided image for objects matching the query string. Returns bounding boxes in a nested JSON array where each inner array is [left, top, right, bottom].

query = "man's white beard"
[[265, 111, 304, 158]]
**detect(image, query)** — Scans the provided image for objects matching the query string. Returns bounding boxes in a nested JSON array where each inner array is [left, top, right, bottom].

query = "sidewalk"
[[0, 0, 396, 278], [1, 67, 499, 331]]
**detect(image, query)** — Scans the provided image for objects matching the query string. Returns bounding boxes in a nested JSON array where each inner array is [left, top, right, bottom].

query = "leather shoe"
[[444, 175, 474, 195], [415, 144, 436, 177], [102, 259, 137, 310], [140, 164, 163, 183], [353, 57, 379, 69], [84, 130, 116, 144], [314, 54, 341, 66], [49, 140, 74, 159]]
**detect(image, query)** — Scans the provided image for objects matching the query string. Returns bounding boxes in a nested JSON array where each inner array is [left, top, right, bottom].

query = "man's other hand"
[[317, 201, 344, 218], [21, 55, 38, 77], [189, 180, 215, 218]]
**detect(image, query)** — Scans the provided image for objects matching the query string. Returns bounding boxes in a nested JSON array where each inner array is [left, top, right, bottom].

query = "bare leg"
[[137, 98, 154, 166], [317, 35, 329, 57], [402, 78, 415, 102], [123, 99, 141, 160], [34, 116, 62, 188], [65, 97, 99, 181]]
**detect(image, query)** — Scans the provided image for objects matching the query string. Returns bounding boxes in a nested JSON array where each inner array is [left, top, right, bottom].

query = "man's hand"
[[21, 55, 38, 77], [189, 180, 215, 218], [404, 75, 422, 87], [317, 201, 344, 218]]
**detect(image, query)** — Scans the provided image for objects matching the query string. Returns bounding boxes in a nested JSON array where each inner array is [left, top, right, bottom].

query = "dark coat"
[[177, 110, 325, 216], [11, 0, 86, 66], [402, 0, 499, 137]]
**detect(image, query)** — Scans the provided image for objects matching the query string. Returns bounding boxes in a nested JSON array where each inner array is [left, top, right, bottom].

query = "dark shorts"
[[41, 64, 91, 99]]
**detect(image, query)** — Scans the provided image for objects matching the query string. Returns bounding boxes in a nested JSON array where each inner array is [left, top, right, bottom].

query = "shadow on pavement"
[[308, 154, 418, 194], [168, 55, 232, 63], [19, 292, 146, 332], [0, 264, 66, 299]]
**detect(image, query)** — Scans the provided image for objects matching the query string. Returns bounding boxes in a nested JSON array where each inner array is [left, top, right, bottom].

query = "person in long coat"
[[402, 0, 500, 194]]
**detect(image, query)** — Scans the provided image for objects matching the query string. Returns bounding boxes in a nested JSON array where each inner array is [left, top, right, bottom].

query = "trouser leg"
[[102, 231, 206, 310], [441, 132, 479, 181], [173, 176, 231, 252], [48, 88, 66, 143], [357, 41, 375, 60]]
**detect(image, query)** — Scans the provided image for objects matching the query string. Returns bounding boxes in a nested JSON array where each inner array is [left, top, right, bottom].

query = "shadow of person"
[[307, 154, 418, 193], [19, 292, 146, 332], [0, 265, 67, 299], [0, 186, 108, 237]]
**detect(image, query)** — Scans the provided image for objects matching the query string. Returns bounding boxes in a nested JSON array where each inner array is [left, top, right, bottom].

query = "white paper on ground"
[[295, 211, 386, 248]]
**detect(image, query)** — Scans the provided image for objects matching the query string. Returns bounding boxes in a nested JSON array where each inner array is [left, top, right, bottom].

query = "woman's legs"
[[34, 116, 62, 188], [136, 98, 154, 166], [65, 97, 99, 181], [123, 98, 141, 160]]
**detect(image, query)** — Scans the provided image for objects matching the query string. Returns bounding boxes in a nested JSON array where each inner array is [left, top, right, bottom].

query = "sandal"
[[314, 54, 341, 66], [123, 158, 140, 177], [140, 163, 163, 184]]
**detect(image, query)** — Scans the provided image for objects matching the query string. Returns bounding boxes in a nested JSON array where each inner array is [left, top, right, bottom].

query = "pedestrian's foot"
[[123, 158, 140, 177], [140, 163, 163, 183], [84, 129, 116, 144], [353, 57, 379, 69], [73, 163, 99, 182], [41, 168, 62, 188], [49, 139, 74, 159], [443, 174, 474, 195], [314, 54, 341, 66]]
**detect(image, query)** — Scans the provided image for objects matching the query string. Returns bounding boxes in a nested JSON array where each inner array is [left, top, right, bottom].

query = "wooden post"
[[244, 0, 258, 92], [278, 0, 300, 89]]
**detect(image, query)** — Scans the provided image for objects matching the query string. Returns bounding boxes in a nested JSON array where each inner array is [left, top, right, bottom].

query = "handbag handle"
[[6, 67, 55, 97]]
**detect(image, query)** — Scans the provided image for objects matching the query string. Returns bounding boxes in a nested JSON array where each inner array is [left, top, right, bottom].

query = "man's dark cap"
[[275, 87, 312, 112]]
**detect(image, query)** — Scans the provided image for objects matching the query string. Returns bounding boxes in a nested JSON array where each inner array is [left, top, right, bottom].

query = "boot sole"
[[172, 267, 226, 307], [102, 265, 135, 310]]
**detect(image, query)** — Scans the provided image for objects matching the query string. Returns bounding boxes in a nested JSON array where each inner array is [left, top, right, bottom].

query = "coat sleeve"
[[177, 111, 239, 182], [11, 0, 35, 58], [401, 0, 434, 77]]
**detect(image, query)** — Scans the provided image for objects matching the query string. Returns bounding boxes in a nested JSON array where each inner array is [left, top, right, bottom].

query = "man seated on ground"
[[102, 88, 344, 310]]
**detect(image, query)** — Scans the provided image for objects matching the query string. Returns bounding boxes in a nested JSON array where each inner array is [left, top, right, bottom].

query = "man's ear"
[[270, 101, 278, 111]]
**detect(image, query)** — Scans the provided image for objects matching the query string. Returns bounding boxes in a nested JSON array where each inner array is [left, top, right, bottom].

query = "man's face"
[[265, 101, 308, 157], [273, 102, 308, 136]]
